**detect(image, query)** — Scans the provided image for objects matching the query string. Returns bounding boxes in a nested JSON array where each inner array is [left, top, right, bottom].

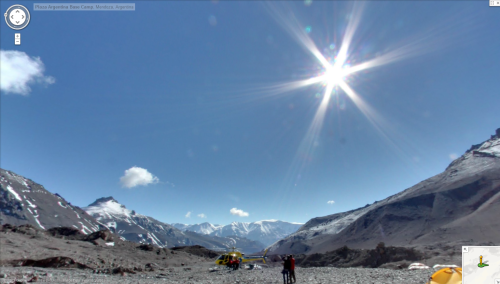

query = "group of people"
[[281, 255, 296, 284], [226, 255, 241, 270]]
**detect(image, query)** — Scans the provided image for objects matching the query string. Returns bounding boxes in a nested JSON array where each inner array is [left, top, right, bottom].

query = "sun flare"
[[322, 64, 347, 87], [261, 2, 458, 190]]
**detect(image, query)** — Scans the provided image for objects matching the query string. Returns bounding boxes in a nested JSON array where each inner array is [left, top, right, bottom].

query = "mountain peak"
[[88, 196, 119, 207], [447, 128, 500, 170]]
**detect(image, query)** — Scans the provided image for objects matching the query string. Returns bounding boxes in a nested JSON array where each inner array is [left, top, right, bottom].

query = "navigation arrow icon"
[[15, 10, 19, 13], [15, 21, 19, 24], [11, 15, 13, 19], [22, 15, 24, 19]]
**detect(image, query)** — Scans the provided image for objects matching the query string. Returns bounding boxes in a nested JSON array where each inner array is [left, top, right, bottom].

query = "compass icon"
[[4, 4, 30, 30]]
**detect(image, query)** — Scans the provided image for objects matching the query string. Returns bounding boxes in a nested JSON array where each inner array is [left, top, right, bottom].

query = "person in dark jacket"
[[284, 256, 292, 283], [289, 255, 296, 283], [282, 256, 290, 284]]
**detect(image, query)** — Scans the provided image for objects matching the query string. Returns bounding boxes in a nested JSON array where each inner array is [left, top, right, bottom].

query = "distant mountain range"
[[268, 128, 500, 255], [172, 220, 303, 246], [83, 197, 264, 252], [0, 170, 264, 253]]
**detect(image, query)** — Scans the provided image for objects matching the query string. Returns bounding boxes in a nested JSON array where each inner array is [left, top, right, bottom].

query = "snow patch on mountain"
[[6, 185, 22, 201], [25, 199, 36, 208], [475, 138, 500, 156], [33, 215, 45, 229]]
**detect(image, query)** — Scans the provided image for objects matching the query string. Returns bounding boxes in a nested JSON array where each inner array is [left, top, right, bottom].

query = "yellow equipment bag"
[[426, 267, 462, 284]]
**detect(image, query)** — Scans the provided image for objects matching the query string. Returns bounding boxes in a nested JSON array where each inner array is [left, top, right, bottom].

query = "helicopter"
[[215, 247, 268, 269]]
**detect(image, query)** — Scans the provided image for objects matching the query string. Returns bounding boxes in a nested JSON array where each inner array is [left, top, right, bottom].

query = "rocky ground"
[[0, 265, 436, 284], [0, 224, 211, 270], [0, 225, 447, 283]]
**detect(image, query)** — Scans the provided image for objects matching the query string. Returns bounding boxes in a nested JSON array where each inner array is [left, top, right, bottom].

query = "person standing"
[[227, 255, 234, 270], [282, 256, 290, 284], [289, 255, 296, 283], [284, 256, 292, 284]]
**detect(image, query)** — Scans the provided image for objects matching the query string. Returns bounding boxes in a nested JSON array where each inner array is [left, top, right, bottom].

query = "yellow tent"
[[426, 267, 462, 284]]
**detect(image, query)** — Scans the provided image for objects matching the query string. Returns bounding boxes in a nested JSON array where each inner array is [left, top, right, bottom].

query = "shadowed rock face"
[[283, 243, 423, 268], [47, 227, 84, 239], [269, 129, 500, 255], [20, 257, 92, 270], [170, 245, 220, 259]]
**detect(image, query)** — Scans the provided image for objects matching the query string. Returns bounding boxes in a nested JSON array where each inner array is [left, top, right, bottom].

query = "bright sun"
[[323, 64, 346, 86]]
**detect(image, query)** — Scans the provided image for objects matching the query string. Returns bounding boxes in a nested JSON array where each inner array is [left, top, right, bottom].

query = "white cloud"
[[1, 50, 55, 95], [197, 213, 207, 218], [230, 208, 249, 217], [119, 166, 159, 188], [327, 200, 335, 205], [185, 211, 191, 218], [449, 153, 458, 160]]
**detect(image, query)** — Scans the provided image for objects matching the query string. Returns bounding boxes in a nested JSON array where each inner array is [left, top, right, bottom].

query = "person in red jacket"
[[227, 256, 234, 269], [233, 257, 240, 270], [289, 255, 296, 283], [227, 255, 240, 270]]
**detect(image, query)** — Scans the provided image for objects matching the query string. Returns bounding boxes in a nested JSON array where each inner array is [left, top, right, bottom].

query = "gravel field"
[[0, 264, 435, 283]]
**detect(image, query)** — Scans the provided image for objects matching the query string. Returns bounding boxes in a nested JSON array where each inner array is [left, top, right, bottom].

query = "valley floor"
[[0, 264, 435, 284]]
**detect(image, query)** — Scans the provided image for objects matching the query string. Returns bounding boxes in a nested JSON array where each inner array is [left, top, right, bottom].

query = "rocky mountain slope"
[[268, 128, 500, 255], [0, 169, 103, 234], [84, 197, 264, 253], [172, 220, 303, 246]]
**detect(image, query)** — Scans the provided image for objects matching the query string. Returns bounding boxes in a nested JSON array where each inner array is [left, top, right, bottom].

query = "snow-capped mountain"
[[172, 220, 303, 246], [171, 222, 223, 235], [268, 128, 500, 255], [0, 168, 103, 234], [84, 197, 264, 252], [84, 197, 174, 246]]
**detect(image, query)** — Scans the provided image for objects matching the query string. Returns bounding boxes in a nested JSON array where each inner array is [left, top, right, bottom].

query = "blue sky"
[[1, 1, 499, 225]]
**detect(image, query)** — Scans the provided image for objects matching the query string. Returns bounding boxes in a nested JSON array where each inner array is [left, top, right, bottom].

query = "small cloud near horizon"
[[230, 208, 249, 217], [197, 213, 207, 218], [185, 211, 191, 218], [1, 50, 55, 95], [327, 200, 335, 205], [119, 166, 159, 188]]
